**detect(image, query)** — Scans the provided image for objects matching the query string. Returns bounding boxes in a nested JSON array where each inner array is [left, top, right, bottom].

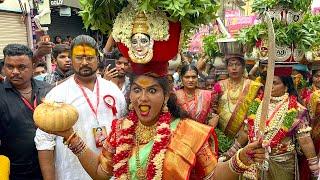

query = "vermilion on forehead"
[[72, 45, 96, 56], [135, 76, 157, 87]]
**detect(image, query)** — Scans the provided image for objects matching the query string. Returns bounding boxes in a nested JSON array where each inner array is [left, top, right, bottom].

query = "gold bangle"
[[63, 132, 77, 145], [236, 148, 251, 170], [99, 164, 113, 177]]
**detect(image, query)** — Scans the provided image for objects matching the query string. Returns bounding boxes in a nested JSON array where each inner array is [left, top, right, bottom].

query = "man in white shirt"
[[34, 35, 126, 180]]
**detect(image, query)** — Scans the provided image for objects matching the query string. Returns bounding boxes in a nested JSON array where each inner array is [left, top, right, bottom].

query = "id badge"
[[93, 126, 107, 148]]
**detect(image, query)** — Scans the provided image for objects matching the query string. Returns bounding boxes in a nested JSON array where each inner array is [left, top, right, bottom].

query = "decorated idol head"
[[128, 12, 154, 64]]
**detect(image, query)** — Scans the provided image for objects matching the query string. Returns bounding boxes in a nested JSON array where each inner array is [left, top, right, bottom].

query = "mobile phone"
[[105, 59, 116, 69], [41, 35, 50, 42], [35, 30, 50, 42]]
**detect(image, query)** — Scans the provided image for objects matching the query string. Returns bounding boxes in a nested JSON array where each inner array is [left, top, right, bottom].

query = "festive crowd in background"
[[0, 0, 320, 180], [0, 33, 319, 180]]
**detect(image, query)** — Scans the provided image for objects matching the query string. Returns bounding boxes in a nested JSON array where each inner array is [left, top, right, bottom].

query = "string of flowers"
[[246, 94, 298, 147], [146, 111, 171, 180], [109, 110, 171, 179]]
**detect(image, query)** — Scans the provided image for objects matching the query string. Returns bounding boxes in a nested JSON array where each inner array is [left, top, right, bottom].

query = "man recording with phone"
[[103, 49, 130, 99]]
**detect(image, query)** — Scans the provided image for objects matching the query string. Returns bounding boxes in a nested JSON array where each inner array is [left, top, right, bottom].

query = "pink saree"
[[176, 89, 212, 124]]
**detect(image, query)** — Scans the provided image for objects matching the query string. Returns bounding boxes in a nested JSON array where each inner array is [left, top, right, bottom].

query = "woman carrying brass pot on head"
[[227, 66, 319, 180], [211, 54, 262, 154]]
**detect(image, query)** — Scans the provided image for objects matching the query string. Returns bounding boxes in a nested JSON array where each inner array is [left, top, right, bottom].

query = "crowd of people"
[[0, 33, 319, 180], [1, 0, 320, 179]]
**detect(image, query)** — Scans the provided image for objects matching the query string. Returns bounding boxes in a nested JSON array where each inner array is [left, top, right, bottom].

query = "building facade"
[[0, 0, 28, 59]]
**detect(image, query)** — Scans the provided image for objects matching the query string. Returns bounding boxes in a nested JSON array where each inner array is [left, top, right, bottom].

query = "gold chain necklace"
[[134, 121, 157, 179], [227, 79, 244, 102], [136, 121, 157, 144], [135, 138, 146, 180], [226, 79, 244, 111]]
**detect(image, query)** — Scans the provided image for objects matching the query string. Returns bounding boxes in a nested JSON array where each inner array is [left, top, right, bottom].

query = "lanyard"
[[21, 95, 37, 112], [75, 77, 100, 120]]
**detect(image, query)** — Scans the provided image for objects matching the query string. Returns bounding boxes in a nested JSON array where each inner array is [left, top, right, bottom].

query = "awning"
[[50, 0, 81, 9]]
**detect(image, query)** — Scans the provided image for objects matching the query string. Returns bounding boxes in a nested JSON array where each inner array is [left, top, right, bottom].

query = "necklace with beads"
[[135, 138, 146, 179], [270, 93, 289, 102], [111, 111, 171, 180], [254, 93, 289, 140]]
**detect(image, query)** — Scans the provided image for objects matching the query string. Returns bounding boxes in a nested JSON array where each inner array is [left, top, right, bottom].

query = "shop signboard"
[[50, 0, 63, 6]]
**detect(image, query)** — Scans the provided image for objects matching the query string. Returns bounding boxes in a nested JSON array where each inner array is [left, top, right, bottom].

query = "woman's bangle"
[[99, 164, 113, 177], [68, 136, 88, 157], [75, 144, 88, 157], [226, 140, 242, 158], [63, 132, 77, 145], [236, 148, 251, 169], [228, 149, 250, 174]]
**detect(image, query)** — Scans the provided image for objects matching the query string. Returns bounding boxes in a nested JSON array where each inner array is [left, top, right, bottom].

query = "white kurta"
[[35, 76, 126, 180]]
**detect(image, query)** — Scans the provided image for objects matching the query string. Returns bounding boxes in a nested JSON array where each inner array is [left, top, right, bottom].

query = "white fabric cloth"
[[120, 76, 130, 96], [35, 76, 126, 180]]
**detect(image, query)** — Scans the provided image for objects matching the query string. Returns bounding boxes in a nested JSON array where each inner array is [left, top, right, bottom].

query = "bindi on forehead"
[[73, 45, 96, 56]]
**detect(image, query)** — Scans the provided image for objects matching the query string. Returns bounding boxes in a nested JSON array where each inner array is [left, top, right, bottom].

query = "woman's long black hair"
[[129, 74, 188, 119], [180, 64, 199, 77], [279, 76, 302, 103]]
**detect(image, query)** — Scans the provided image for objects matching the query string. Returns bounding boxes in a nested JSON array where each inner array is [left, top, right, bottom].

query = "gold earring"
[[162, 102, 169, 113], [129, 103, 134, 111]]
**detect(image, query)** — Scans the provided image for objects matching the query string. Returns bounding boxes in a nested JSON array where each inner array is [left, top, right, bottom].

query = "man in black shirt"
[[0, 44, 52, 180]]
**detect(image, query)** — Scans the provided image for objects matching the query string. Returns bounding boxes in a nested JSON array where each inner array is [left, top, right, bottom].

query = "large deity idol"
[[128, 12, 154, 64]]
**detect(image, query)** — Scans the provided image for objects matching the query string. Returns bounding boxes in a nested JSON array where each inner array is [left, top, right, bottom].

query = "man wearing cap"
[[211, 54, 262, 155]]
